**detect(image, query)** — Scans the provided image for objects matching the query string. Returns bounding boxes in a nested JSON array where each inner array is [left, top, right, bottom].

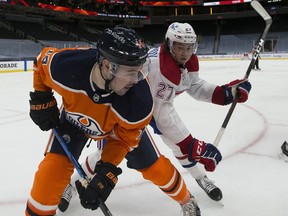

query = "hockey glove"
[[212, 79, 252, 105], [29, 91, 60, 131], [75, 161, 122, 210], [188, 139, 222, 172], [222, 79, 252, 105]]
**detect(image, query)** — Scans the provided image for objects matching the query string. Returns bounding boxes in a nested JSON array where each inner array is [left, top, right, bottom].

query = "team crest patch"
[[65, 112, 105, 137]]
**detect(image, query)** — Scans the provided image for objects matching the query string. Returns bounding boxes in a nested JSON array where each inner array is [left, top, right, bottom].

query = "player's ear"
[[101, 59, 114, 79], [102, 59, 110, 72]]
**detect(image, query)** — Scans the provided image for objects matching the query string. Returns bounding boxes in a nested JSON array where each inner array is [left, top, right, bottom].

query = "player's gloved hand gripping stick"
[[213, 0, 273, 147], [52, 128, 114, 216]]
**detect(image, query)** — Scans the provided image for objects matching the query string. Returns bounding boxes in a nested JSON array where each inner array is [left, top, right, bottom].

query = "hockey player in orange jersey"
[[26, 25, 222, 216]]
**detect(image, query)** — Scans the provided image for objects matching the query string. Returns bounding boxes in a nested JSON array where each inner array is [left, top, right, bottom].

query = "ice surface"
[[0, 59, 287, 216]]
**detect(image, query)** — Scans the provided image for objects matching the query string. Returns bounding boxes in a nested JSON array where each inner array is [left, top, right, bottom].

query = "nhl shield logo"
[[93, 93, 100, 102]]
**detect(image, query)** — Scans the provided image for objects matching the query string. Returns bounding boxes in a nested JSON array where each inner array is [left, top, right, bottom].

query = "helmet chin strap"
[[98, 63, 114, 92]]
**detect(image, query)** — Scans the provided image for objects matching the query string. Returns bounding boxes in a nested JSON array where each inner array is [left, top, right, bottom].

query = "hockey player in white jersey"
[[59, 22, 251, 214], [145, 22, 250, 202]]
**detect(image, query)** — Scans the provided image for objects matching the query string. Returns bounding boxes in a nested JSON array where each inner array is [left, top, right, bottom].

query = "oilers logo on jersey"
[[66, 111, 105, 137]]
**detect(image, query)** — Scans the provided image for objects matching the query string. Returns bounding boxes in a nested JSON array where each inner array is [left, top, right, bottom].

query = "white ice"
[[0, 59, 288, 216]]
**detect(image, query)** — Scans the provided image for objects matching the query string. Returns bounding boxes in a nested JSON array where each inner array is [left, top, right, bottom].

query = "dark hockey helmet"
[[97, 25, 149, 66]]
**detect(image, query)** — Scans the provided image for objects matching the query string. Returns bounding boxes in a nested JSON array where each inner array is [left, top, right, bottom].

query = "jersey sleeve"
[[32, 47, 58, 92], [185, 55, 217, 102], [154, 98, 191, 145], [101, 125, 147, 166], [32, 47, 80, 93], [101, 86, 153, 166], [185, 72, 217, 102]]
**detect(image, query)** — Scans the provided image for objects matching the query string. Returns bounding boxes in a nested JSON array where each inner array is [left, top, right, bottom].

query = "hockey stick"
[[213, 0, 272, 147], [52, 128, 113, 216]]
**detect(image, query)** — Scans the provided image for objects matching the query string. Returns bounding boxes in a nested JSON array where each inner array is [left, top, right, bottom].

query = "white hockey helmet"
[[165, 22, 197, 53]]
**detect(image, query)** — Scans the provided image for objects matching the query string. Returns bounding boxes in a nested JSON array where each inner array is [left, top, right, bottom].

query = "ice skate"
[[181, 195, 201, 216], [58, 184, 76, 212], [196, 175, 222, 201]]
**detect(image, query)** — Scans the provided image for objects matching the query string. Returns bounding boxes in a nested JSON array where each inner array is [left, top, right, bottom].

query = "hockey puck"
[[281, 141, 288, 156]]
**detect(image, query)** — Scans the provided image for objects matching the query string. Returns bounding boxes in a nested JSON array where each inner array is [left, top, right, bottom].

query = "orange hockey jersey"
[[33, 47, 153, 166]]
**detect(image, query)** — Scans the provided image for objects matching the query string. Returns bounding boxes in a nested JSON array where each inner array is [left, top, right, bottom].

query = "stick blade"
[[251, 0, 272, 22]]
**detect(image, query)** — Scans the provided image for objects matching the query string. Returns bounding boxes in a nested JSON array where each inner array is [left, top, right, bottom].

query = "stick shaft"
[[213, 0, 272, 147], [52, 128, 113, 216]]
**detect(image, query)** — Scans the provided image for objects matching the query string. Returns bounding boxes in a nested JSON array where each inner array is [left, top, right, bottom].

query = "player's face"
[[109, 59, 151, 96], [171, 42, 194, 65], [110, 65, 144, 96]]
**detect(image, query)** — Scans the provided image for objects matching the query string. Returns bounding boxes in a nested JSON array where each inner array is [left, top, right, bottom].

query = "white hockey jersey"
[[148, 45, 218, 149]]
